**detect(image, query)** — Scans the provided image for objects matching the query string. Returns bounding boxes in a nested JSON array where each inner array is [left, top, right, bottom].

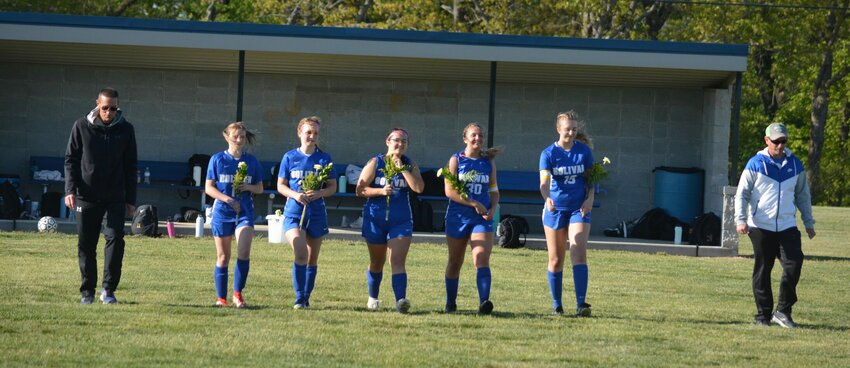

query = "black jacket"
[[65, 108, 138, 205]]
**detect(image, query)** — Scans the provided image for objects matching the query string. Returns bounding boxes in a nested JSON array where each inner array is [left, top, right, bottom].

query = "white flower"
[[436, 168, 443, 178], [313, 164, 322, 170], [603, 157, 611, 165]]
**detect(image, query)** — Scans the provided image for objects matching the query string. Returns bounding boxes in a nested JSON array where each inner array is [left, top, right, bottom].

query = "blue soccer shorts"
[[445, 214, 493, 239], [361, 207, 413, 244], [542, 208, 590, 230], [283, 214, 329, 239]]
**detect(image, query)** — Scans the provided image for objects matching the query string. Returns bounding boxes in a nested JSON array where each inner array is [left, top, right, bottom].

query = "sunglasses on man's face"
[[100, 106, 118, 112], [770, 138, 787, 145]]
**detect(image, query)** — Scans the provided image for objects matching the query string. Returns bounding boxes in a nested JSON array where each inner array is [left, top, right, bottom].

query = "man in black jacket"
[[65, 87, 137, 305]]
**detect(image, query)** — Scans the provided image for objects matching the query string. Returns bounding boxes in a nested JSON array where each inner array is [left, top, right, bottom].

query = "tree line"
[[4, 0, 848, 205]]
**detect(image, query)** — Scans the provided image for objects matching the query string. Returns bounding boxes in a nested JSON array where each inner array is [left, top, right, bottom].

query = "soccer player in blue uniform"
[[355, 128, 424, 313], [277, 116, 337, 309], [204, 122, 264, 308], [443, 123, 501, 314], [539, 111, 595, 316]]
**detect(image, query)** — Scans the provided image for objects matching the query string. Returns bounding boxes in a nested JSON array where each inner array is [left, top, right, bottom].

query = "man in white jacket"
[[735, 122, 816, 328]]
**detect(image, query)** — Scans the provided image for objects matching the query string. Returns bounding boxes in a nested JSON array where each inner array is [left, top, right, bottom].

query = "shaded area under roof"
[[0, 11, 748, 88]]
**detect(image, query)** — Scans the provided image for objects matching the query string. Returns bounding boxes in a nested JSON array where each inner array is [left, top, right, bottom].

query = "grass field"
[[1, 207, 848, 367]]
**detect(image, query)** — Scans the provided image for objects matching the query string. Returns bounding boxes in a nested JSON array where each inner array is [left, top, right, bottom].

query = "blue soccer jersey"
[[539, 141, 593, 211], [445, 150, 494, 220], [206, 151, 263, 223], [277, 147, 336, 218], [364, 154, 412, 219]]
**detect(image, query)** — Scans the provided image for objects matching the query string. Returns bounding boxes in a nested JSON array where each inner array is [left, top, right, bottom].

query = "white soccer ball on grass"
[[37, 216, 58, 233]]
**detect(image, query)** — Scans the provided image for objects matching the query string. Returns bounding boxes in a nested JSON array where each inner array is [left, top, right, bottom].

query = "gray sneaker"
[[576, 303, 592, 317], [100, 289, 118, 304], [771, 311, 797, 329], [396, 298, 411, 314], [81, 295, 94, 305]]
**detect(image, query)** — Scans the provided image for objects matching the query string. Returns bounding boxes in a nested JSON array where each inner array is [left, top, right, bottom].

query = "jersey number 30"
[[466, 183, 483, 195]]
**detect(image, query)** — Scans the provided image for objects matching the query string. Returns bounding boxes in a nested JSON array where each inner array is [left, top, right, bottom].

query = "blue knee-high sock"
[[445, 277, 459, 306], [367, 270, 383, 299], [391, 273, 407, 301], [476, 267, 492, 304], [234, 259, 250, 293], [573, 264, 588, 307], [548, 271, 563, 309], [305, 265, 318, 301], [214, 266, 228, 299], [292, 263, 307, 304]]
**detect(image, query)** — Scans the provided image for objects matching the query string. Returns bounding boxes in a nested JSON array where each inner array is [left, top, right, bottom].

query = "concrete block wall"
[[1, 62, 729, 234], [701, 88, 732, 216]]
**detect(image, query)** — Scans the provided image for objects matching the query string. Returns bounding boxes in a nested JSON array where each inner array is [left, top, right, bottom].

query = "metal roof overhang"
[[0, 12, 748, 88]]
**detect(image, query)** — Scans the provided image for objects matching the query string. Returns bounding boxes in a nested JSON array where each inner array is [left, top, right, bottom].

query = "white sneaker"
[[396, 298, 411, 314], [341, 215, 350, 227], [100, 289, 117, 304], [367, 297, 381, 311], [293, 303, 306, 310], [349, 216, 363, 228]]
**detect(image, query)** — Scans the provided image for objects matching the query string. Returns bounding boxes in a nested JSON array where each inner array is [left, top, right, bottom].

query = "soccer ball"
[[37, 216, 58, 233]]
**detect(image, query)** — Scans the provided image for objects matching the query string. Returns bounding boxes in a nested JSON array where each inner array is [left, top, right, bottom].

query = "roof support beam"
[[729, 71, 743, 184], [236, 50, 245, 122], [488, 61, 497, 148]]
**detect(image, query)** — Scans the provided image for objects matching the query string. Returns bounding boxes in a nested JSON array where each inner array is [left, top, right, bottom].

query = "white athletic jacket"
[[735, 147, 815, 232]]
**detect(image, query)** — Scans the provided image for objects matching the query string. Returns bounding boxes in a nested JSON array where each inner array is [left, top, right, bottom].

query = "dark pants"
[[749, 227, 803, 320], [76, 199, 126, 296]]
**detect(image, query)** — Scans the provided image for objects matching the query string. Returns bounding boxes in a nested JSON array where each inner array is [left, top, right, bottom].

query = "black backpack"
[[690, 212, 721, 246], [179, 154, 212, 199], [188, 154, 211, 178], [409, 192, 434, 232], [497, 215, 529, 248], [131, 204, 159, 237], [0, 181, 22, 220]]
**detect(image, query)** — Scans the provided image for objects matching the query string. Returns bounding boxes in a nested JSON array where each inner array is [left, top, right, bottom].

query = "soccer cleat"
[[367, 297, 381, 311], [293, 303, 306, 310], [444, 303, 457, 314], [771, 311, 797, 329], [396, 298, 411, 314], [100, 289, 117, 304], [478, 300, 494, 315], [576, 303, 592, 317], [554, 306, 564, 315], [754, 318, 771, 327], [215, 297, 227, 307], [232, 291, 247, 309], [81, 295, 94, 305]]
